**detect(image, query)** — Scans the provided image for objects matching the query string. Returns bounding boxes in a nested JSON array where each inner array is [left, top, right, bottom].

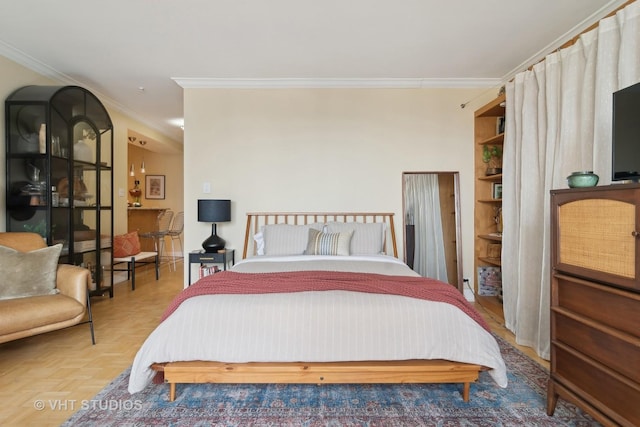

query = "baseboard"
[[464, 287, 475, 302], [112, 271, 128, 284]]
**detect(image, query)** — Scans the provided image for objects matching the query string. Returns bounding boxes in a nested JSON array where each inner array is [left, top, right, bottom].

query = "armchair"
[[0, 232, 95, 344]]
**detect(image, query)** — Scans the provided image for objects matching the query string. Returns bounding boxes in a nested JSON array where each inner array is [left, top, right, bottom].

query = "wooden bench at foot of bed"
[[152, 359, 486, 402]]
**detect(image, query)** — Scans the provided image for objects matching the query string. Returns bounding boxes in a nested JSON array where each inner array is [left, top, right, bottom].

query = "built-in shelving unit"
[[474, 94, 505, 320]]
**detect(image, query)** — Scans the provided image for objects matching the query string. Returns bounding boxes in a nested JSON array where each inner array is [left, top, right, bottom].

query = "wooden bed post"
[[388, 214, 398, 257], [243, 215, 252, 259]]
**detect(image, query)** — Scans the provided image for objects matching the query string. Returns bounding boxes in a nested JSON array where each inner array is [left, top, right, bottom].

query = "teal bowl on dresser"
[[567, 171, 599, 188]]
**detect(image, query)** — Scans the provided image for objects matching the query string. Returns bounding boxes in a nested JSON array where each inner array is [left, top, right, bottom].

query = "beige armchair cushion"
[[0, 294, 84, 336], [0, 243, 62, 300]]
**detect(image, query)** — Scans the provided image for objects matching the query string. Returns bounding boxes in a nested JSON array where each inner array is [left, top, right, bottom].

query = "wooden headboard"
[[243, 212, 397, 259]]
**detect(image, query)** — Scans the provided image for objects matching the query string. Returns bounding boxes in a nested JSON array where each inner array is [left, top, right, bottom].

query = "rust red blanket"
[[161, 270, 490, 332]]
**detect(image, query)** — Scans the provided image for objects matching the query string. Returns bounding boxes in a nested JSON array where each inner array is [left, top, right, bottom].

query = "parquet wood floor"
[[0, 262, 548, 427], [0, 262, 185, 427]]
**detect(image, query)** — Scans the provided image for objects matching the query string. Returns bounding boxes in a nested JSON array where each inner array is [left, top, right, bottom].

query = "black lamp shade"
[[198, 199, 231, 222], [198, 199, 231, 253]]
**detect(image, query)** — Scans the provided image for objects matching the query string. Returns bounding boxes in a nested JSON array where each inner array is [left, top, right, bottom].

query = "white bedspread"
[[128, 255, 507, 393]]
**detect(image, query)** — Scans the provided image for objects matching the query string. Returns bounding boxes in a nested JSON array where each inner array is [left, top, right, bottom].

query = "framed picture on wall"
[[496, 116, 506, 134], [492, 183, 502, 199], [145, 175, 165, 199]]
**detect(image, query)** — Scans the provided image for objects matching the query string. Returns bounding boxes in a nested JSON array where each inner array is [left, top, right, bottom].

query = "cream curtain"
[[403, 174, 448, 282], [502, 1, 640, 360]]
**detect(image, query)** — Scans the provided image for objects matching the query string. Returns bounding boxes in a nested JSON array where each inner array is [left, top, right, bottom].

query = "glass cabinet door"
[[6, 103, 50, 238]]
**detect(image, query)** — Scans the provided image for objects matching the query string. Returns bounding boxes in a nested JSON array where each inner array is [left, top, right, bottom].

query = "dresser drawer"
[[554, 312, 640, 383], [554, 274, 640, 338], [553, 344, 640, 426]]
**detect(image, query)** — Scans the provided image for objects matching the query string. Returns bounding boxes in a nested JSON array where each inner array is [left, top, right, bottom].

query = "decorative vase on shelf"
[[129, 180, 142, 207], [73, 139, 92, 162]]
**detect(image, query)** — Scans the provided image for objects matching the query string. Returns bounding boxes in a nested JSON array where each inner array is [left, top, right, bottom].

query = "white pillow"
[[253, 231, 266, 255], [261, 223, 324, 256], [325, 222, 386, 255]]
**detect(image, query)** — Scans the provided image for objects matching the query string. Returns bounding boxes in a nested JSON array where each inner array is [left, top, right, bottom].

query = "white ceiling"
[[0, 0, 626, 144]]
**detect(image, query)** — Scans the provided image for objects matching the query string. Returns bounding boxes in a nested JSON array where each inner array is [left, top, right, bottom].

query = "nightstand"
[[188, 249, 235, 285]]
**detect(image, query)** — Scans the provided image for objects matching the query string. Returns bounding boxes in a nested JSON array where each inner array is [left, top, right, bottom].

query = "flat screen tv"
[[612, 81, 640, 182]]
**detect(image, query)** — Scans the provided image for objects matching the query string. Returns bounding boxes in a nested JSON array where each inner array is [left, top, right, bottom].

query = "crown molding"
[[0, 40, 181, 142], [0, 40, 78, 84], [173, 77, 501, 89]]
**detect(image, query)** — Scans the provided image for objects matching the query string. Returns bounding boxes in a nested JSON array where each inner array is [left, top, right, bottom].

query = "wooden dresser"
[[548, 185, 640, 426]]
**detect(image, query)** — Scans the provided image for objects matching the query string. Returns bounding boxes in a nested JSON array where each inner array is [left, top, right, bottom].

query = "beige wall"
[[127, 143, 184, 214], [0, 55, 183, 237], [1, 51, 498, 286], [183, 88, 497, 284]]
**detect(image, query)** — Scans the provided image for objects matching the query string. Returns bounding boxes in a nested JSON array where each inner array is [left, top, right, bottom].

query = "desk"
[[127, 208, 167, 252], [188, 249, 235, 285]]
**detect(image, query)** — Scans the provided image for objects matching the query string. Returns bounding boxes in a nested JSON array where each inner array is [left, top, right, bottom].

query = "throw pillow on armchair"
[[0, 243, 62, 300]]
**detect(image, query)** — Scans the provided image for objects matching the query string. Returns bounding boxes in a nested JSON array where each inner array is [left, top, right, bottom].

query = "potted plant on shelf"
[[483, 145, 503, 176]]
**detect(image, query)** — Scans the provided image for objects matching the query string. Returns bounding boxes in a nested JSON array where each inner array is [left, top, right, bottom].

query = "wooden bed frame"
[[153, 212, 487, 402]]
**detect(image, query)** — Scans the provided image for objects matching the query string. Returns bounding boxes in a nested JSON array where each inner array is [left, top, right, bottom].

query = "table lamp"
[[198, 199, 231, 252]]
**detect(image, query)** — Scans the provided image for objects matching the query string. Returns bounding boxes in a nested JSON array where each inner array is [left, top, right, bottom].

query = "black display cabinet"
[[5, 85, 114, 297]]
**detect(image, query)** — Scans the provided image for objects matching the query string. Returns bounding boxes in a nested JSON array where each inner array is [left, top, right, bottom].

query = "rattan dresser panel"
[[558, 199, 634, 278]]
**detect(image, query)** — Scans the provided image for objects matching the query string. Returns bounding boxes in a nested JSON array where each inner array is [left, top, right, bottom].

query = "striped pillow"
[[305, 229, 352, 256]]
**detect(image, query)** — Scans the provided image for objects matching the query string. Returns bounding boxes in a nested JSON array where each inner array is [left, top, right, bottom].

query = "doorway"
[[402, 172, 462, 291]]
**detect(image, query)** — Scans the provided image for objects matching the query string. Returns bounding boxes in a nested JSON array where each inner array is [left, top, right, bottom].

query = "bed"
[[128, 212, 507, 401]]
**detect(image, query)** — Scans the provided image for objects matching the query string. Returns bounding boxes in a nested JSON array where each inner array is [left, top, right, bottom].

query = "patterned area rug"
[[62, 336, 599, 426]]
